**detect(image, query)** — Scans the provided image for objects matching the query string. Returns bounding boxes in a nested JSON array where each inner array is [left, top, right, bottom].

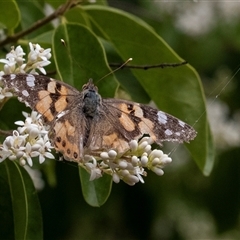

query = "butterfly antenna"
[[61, 39, 132, 83], [96, 58, 133, 84], [60, 39, 85, 71]]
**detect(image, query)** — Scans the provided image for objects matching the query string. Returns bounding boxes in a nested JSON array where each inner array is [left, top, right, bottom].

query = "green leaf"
[[79, 167, 112, 207], [16, 0, 53, 39], [0, 98, 29, 130], [31, 30, 54, 45], [0, 0, 20, 29], [65, 7, 92, 26], [0, 161, 43, 240], [203, 123, 215, 176], [88, 0, 107, 5], [84, 6, 213, 173], [53, 22, 118, 97], [45, 0, 66, 9], [0, 165, 14, 239]]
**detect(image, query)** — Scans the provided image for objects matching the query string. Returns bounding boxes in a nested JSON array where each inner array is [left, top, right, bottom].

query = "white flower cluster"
[[0, 43, 53, 167], [0, 43, 51, 102], [27, 43, 51, 75], [81, 137, 172, 186], [0, 45, 26, 74], [0, 111, 54, 166], [0, 42, 51, 75]]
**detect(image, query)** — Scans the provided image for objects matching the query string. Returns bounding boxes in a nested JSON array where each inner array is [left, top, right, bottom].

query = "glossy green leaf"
[[45, 0, 66, 9], [65, 7, 92, 27], [53, 23, 118, 97], [0, 161, 42, 240], [31, 30, 54, 45], [16, 0, 53, 39], [84, 6, 213, 173], [79, 167, 112, 207], [203, 123, 215, 176], [0, 0, 20, 29]]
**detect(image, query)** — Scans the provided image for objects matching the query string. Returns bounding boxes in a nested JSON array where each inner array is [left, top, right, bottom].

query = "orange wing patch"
[[55, 96, 68, 113], [132, 105, 156, 140], [102, 132, 129, 153], [53, 121, 80, 162], [35, 82, 70, 122], [119, 103, 156, 141], [35, 90, 54, 121]]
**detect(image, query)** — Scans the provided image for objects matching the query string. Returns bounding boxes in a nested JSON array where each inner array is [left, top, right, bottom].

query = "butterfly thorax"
[[82, 82, 101, 118]]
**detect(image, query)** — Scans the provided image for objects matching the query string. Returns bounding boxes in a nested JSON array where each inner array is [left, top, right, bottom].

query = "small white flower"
[[35, 135, 55, 164], [84, 157, 102, 181], [24, 142, 34, 166], [108, 149, 117, 159], [27, 42, 51, 74], [0, 45, 25, 74], [129, 140, 138, 151], [120, 170, 139, 186], [0, 145, 11, 162], [0, 111, 54, 166], [134, 166, 145, 183], [112, 172, 120, 183], [0, 86, 13, 100]]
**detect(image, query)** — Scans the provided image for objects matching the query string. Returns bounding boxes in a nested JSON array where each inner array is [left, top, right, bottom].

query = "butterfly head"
[[82, 79, 98, 92]]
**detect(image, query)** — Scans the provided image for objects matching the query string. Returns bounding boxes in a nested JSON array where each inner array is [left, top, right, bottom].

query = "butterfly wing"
[[2, 74, 88, 162], [101, 98, 196, 147], [1, 74, 80, 123], [48, 109, 88, 161]]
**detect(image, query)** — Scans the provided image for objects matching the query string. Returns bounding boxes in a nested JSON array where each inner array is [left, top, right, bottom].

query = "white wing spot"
[[22, 90, 29, 97], [10, 74, 16, 80], [26, 74, 35, 87], [175, 132, 181, 136], [56, 110, 69, 119], [178, 120, 185, 127], [165, 129, 173, 136], [158, 111, 168, 124]]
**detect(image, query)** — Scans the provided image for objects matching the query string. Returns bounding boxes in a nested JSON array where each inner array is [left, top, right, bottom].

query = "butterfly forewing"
[[2, 74, 80, 123]]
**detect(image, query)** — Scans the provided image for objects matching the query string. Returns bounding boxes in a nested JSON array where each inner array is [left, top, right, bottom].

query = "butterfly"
[[1, 73, 197, 162]]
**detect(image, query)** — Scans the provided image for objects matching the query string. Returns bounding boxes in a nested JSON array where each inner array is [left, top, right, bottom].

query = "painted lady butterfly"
[[2, 73, 197, 162]]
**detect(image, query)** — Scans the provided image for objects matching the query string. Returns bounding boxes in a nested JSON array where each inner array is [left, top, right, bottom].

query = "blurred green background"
[[37, 1, 240, 239]]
